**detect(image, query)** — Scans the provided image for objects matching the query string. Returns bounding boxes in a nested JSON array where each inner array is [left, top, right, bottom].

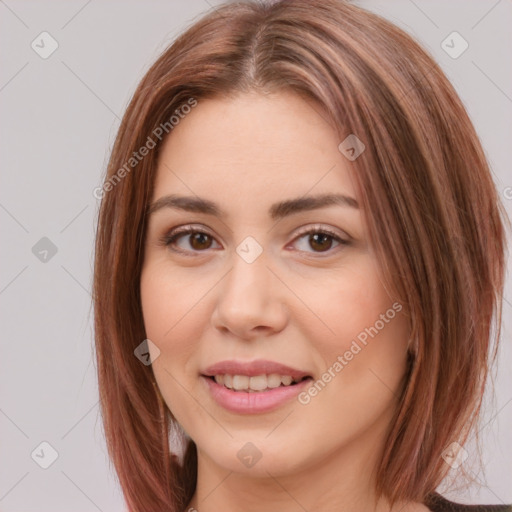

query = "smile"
[[210, 374, 309, 392], [201, 360, 313, 413]]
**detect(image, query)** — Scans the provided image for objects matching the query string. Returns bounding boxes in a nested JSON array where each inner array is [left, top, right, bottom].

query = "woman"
[[92, 1, 511, 511]]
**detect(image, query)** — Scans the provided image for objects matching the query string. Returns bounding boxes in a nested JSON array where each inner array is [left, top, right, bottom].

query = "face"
[[140, 91, 410, 480]]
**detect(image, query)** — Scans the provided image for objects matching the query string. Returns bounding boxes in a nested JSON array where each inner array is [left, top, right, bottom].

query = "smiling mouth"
[[207, 374, 312, 393]]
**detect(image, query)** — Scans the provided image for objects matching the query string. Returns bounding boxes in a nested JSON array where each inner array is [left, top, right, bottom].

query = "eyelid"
[[159, 224, 219, 256], [292, 223, 350, 242], [159, 223, 351, 256]]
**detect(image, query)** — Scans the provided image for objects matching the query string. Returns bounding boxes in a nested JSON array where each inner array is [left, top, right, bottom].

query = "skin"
[[140, 91, 430, 512]]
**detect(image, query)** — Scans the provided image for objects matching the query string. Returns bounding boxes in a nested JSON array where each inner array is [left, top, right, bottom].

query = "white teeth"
[[232, 375, 250, 390], [267, 374, 282, 388], [212, 374, 303, 391], [249, 375, 268, 391], [281, 375, 293, 386]]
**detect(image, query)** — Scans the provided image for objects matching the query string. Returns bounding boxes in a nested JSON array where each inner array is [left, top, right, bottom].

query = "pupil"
[[311, 233, 331, 252], [191, 233, 211, 250]]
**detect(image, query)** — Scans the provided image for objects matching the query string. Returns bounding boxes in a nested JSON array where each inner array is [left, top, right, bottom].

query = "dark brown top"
[[426, 493, 512, 512]]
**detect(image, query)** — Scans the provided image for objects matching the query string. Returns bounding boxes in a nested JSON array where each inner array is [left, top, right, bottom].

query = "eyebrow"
[[146, 193, 359, 221]]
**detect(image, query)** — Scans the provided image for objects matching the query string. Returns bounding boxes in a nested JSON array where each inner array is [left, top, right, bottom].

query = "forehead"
[[152, 91, 358, 216]]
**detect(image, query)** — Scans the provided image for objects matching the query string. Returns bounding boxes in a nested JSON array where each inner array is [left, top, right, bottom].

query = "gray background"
[[0, 0, 511, 510]]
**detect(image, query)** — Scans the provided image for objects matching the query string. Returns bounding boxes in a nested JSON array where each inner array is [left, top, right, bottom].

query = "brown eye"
[[162, 228, 219, 254], [188, 232, 213, 250], [292, 227, 350, 255], [308, 232, 335, 252], [161, 225, 350, 257]]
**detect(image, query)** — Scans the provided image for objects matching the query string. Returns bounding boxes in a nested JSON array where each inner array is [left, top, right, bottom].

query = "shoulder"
[[425, 493, 512, 512]]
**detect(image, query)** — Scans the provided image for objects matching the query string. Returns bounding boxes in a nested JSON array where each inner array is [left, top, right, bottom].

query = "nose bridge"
[[223, 240, 271, 307], [212, 238, 286, 336]]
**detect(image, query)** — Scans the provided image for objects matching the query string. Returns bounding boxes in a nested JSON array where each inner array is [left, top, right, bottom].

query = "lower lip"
[[202, 376, 312, 414]]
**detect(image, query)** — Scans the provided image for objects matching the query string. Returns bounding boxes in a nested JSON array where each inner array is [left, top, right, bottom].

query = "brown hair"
[[92, 0, 508, 510]]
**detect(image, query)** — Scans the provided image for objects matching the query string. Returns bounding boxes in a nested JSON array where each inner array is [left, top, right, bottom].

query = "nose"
[[211, 250, 288, 340]]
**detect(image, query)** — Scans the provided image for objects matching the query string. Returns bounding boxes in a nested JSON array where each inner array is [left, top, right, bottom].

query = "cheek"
[[302, 260, 408, 361], [140, 262, 205, 371], [300, 261, 410, 411], [140, 262, 210, 427]]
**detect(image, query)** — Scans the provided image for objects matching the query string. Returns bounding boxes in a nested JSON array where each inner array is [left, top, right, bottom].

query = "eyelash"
[[159, 224, 350, 257]]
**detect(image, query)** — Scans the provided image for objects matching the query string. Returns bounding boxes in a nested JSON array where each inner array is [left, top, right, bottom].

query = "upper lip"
[[202, 359, 311, 380]]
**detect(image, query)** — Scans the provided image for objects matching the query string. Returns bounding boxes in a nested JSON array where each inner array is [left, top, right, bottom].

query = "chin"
[[193, 432, 319, 478]]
